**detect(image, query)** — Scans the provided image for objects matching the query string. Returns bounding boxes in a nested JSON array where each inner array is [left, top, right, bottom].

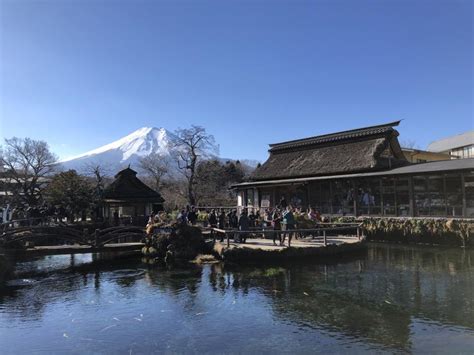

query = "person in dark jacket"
[[248, 210, 256, 227], [208, 209, 218, 228], [271, 209, 282, 245], [228, 210, 238, 228], [187, 206, 197, 225], [218, 210, 226, 229], [238, 211, 250, 243], [218, 210, 226, 242]]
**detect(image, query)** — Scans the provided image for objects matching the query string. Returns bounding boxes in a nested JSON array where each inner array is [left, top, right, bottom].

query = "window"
[[428, 175, 445, 216], [320, 181, 331, 214], [413, 176, 429, 216], [331, 180, 355, 215], [382, 177, 396, 215], [358, 178, 381, 215], [396, 178, 410, 216], [465, 172, 474, 218], [246, 189, 254, 207], [446, 174, 463, 217]]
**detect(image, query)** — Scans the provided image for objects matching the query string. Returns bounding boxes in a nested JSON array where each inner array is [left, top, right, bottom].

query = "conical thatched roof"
[[252, 121, 408, 181], [103, 167, 164, 202]]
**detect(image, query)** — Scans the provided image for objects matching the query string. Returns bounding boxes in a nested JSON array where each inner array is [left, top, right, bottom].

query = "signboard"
[[261, 195, 270, 208]]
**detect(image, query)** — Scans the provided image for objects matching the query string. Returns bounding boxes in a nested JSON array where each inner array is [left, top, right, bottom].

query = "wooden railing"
[[209, 223, 364, 247]]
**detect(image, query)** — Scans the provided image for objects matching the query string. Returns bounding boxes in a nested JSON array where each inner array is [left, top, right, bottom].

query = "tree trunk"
[[187, 152, 197, 206]]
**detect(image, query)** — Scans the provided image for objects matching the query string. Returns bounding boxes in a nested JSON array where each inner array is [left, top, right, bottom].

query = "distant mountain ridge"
[[59, 127, 259, 174]]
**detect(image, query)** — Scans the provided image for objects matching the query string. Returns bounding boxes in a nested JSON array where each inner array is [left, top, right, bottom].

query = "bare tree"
[[399, 139, 418, 149], [81, 163, 112, 220], [138, 152, 169, 191], [0, 137, 57, 207], [170, 126, 218, 206]]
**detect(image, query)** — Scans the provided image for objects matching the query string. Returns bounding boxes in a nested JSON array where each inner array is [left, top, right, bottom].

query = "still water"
[[1, 244, 473, 354]]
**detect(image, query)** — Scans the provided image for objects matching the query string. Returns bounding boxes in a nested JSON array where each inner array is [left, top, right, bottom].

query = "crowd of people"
[[155, 197, 324, 247]]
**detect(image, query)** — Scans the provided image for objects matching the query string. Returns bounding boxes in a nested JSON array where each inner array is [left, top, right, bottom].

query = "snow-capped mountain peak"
[[58, 126, 259, 174], [59, 127, 173, 172]]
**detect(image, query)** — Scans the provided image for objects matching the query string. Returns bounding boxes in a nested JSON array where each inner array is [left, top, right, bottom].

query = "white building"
[[427, 131, 474, 159]]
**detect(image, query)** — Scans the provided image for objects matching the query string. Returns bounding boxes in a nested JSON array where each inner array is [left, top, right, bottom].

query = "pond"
[[1, 244, 473, 354]]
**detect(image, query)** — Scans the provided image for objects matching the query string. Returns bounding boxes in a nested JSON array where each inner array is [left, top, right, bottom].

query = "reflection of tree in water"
[[143, 264, 203, 312], [211, 262, 411, 351], [363, 245, 474, 328], [1, 244, 472, 352], [0, 254, 148, 320], [210, 245, 474, 352]]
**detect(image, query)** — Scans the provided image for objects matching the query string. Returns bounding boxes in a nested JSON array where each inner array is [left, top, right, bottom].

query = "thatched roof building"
[[103, 167, 164, 225], [252, 121, 408, 180], [103, 167, 163, 202], [233, 121, 474, 218]]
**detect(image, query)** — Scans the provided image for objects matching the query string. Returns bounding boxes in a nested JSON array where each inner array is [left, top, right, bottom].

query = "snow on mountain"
[[59, 127, 175, 173], [58, 126, 260, 175]]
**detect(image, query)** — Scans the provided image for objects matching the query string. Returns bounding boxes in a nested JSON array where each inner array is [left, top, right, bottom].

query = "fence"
[[209, 222, 363, 247]]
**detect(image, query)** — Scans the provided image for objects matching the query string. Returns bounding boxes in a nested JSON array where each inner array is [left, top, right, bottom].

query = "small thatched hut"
[[103, 167, 164, 225]]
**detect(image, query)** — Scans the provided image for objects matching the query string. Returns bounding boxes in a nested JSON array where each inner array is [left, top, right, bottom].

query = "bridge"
[[0, 218, 146, 256]]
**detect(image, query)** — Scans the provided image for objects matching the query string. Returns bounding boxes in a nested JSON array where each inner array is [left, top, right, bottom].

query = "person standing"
[[218, 210, 226, 242], [271, 209, 282, 246], [208, 209, 218, 228], [218, 210, 226, 229], [248, 210, 256, 228], [187, 206, 197, 225], [238, 210, 250, 244], [281, 206, 295, 246], [229, 210, 238, 229]]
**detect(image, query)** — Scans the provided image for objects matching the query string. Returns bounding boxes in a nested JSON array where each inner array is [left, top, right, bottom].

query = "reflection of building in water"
[[210, 246, 474, 352], [233, 121, 474, 217]]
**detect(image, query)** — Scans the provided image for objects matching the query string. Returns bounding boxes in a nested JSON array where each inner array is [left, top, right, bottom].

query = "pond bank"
[[214, 237, 367, 262]]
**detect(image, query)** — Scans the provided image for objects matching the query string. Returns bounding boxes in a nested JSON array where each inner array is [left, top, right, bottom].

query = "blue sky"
[[1, 0, 472, 161]]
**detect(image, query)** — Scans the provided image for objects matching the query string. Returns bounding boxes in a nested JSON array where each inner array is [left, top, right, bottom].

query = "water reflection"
[[0, 244, 473, 353]]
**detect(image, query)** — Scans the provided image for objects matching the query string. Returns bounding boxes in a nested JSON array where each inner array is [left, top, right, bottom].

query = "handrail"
[[210, 223, 363, 247]]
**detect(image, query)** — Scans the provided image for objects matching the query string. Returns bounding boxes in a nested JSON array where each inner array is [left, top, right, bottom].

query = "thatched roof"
[[103, 167, 164, 202], [252, 121, 408, 181]]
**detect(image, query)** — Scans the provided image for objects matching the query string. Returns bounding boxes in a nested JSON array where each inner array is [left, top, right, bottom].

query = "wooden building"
[[233, 121, 474, 218], [103, 167, 164, 225]]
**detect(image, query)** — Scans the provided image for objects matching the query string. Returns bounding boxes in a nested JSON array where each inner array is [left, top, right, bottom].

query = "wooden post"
[[357, 227, 360, 241], [323, 230, 327, 246], [461, 173, 466, 218], [94, 229, 100, 247], [227, 231, 230, 248], [83, 228, 88, 244]]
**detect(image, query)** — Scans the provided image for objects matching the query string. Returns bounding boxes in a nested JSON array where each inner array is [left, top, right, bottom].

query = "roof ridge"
[[269, 120, 401, 151]]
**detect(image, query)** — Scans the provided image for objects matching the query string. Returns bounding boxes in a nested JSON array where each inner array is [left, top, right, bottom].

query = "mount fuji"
[[59, 127, 176, 173], [59, 127, 259, 174]]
